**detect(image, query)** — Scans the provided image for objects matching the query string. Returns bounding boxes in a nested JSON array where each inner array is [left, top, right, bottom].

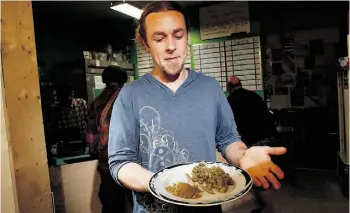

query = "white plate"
[[148, 162, 253, 207]]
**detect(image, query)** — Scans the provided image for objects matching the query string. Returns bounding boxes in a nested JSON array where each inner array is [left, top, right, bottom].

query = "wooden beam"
[[1, 2, 53, 213]]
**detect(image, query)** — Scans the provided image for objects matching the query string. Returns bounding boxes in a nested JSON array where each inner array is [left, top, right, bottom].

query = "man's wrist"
[[143, 172, 153, 192], [224, 141, 248, 166], [237, 149, 247, 167]]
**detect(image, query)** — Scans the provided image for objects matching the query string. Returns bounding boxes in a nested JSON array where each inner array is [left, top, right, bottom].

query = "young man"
[[86, 66, 133, 213], [108, 2, 287, 213]]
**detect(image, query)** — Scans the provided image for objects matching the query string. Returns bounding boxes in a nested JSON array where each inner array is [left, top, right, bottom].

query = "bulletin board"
[[192, 36, 262, 92], [263, 28, 340, 109], [135, 42, 154, 77]]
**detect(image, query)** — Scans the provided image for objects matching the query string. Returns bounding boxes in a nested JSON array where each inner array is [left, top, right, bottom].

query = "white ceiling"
[[33, 1, 208, 21]]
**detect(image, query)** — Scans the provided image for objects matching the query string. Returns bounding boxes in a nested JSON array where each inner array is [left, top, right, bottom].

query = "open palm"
[[239, 146, 287, 190]]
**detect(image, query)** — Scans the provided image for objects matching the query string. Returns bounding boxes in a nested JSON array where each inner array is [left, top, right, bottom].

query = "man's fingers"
[[265, 147, 287, 156], [252, 176, 262, 187], [270, 165, 284, 179], [265, 172, 280, 189], [257, 176, 270, 189]]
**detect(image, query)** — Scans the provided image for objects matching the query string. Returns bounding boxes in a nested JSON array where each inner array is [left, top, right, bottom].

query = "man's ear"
[[142, 39, 150, 53]]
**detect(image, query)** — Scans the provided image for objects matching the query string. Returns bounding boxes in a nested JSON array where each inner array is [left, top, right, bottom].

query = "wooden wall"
[[1, 2, 53, 212]]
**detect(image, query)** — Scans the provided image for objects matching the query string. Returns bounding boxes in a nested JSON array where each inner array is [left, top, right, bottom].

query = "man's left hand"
[[239, 146, 287, 190]]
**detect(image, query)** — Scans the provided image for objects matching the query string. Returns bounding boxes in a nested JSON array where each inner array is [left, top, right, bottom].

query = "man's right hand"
[[239, 146, 286, 190], [118, 162, 154, 192]]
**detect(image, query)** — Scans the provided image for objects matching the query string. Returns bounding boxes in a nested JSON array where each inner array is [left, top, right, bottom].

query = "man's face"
[[144, 11, 188, 76]]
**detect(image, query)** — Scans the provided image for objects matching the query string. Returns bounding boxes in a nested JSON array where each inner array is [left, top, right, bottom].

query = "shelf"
[[86, 59, 133, 70], [50, 154, 94, 166]]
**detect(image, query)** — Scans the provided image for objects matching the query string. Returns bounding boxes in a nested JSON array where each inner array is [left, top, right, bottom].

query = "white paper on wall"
[[94, 76, 105, 89], [199, 1, 250, 40]]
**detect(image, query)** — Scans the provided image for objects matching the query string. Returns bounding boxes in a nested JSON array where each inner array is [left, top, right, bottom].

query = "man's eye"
[[174, 33, 184, 39], [154, 37, 164, 43]]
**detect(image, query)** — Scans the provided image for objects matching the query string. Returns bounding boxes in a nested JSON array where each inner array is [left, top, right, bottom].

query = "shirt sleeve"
[[108, 85, 139, 186], [214, 83, 241, 156]]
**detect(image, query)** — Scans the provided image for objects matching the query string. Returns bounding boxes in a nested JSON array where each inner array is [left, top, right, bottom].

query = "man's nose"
[[165, 37, 176, 53]]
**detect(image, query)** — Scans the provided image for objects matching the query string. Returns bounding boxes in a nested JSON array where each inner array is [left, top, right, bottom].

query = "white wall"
[[1, 51, 19, 213]]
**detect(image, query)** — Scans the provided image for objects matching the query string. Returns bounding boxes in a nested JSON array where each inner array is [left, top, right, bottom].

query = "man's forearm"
[[224, 141, 248, 166], [117, 162, 154, 192]]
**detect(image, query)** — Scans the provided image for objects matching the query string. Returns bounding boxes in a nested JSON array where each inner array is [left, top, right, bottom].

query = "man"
[[227, 76, 280, 213], [226, 76, 278, 147], [108, 2, 287, 213], [86, 66, 133, 213]]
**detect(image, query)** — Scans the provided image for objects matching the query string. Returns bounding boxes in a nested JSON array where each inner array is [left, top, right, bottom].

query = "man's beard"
[[159, 57, 186, 77]]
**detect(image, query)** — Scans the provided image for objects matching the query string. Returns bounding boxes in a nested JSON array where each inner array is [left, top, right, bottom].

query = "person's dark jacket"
[[227, 88, 278, 146]]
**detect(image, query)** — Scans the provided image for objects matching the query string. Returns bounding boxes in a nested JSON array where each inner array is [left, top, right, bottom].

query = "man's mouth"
[[165, 56, 180, 62]]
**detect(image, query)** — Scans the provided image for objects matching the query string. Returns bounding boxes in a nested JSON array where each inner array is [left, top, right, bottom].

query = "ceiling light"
[[110, 3, 143, 20]]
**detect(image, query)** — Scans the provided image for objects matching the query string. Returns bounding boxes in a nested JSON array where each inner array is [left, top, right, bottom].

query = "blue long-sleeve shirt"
[[108, 69, 241, 213]]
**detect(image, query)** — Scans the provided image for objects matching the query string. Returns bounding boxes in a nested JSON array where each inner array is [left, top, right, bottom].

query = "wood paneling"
[[1, 2, 53, 212]]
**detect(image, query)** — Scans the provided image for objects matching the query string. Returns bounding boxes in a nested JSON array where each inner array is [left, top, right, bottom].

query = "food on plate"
[[191, 162, 234, 193], [165, 182, 203, 199], [185, 173, 214, 194], [164, 162, 235, 199]]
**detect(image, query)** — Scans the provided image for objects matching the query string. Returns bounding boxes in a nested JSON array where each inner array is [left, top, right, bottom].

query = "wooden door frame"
[[1, 2, 53, 213]]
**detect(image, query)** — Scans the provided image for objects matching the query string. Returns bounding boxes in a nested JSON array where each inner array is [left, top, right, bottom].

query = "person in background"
[[108, 2, 287, 213], [46, 84, 87, 145], [227, 75, 280, 213], [86, 66, 133, 213], [226, 76, 278, 147]]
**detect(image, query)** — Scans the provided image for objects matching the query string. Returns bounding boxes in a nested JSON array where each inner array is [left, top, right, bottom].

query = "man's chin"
[[164, 64, 185, 75], [163, 70, 181, 76], [161, 68, 184, 82]]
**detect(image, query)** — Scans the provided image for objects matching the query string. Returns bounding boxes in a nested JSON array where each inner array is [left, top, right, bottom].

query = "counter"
[[49, 160, 102, 213], [49, 156, 133, 213], [49, 154, 94, 166]]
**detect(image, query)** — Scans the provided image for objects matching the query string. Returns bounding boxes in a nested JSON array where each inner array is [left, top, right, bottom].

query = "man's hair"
[[227, 75, 242, 93], [102, 66, 128, 86], [55, 84, 73, 98], [135, 1, 189, 46]]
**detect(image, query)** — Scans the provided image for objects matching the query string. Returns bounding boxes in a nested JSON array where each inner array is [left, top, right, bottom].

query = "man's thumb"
[[265, 147, 287, 155]]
